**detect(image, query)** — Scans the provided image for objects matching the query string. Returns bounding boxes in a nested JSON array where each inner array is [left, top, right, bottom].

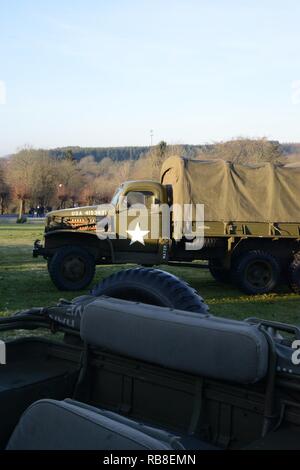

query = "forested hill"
[[48, 146, 150, 162], [281, 143, 300, 155], [47, 142, 299, 163], [48, 144, 210, 162]]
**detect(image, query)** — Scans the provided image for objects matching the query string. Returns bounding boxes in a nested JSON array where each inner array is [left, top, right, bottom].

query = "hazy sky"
[[1, 0, 300, 155]]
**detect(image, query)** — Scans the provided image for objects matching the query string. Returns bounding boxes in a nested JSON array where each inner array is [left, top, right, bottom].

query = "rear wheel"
[[48, 246, 96, 291], [232, 250, 281, 295], [91, 267, 209, 314], [289, 253, 300, 294]]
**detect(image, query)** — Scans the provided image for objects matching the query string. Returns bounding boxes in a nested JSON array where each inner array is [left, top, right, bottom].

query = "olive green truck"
[[33, 156, 300, 294]]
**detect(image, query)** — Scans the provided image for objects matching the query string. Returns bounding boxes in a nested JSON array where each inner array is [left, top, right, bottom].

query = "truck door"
[[114, 188, 162, 262]]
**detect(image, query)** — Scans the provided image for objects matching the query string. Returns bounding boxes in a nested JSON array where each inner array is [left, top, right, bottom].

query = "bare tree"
[[140, 141, 184, 179], [98, 157, 114, 175], [56, 159, 85, 208], [30, 151, 58, 207], [78, 155, 101, 178], [0, 160, 10, 214], [206, 138, 283, 163], [80, 183, 97, 205], [7, 148, 36, 218], [92, 176, 116, 203], [116, 160, 133, 183]]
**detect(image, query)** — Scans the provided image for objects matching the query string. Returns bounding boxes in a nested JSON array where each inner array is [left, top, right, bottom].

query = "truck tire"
[[208, 260, 230, 283], [289, 253, 300, 294], [232, 250, 281, 295], [48, 246, 96, 291], [91, 267, 209, 314]]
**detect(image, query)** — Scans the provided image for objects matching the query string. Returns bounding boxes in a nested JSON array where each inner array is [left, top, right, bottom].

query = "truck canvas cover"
[[160, 156, 300, 223]]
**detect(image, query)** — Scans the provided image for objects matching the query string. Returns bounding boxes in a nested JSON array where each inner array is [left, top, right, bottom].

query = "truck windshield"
[[111, 187, 123, 206]]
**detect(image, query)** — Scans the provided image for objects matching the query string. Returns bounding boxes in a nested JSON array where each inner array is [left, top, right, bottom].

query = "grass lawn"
[[0, 223, 300, 325]]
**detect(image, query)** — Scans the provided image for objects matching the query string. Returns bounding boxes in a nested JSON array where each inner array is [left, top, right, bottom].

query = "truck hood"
[[45, 205, 110, 233], [47, 206, 104, 218]]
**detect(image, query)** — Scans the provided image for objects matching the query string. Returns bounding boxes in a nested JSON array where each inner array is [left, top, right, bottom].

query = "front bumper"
[[32, 239, 46, 258]]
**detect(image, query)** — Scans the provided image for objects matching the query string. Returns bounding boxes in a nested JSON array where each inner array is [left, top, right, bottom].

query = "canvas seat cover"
[[80, 297, 268, 384], [6, 399, 183, 450]]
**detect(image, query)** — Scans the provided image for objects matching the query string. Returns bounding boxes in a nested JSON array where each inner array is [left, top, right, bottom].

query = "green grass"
[[0, 223, 300, 325]]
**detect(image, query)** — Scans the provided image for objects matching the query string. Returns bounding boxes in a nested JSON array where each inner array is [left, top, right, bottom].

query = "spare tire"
[[91, 267, 209, 314]]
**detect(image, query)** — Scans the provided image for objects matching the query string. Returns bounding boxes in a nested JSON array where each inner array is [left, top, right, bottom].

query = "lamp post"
[[150, 129, 154, 146]]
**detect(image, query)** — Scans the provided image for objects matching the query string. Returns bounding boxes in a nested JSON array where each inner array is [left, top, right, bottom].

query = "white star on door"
[[126, 223, 149, 245]]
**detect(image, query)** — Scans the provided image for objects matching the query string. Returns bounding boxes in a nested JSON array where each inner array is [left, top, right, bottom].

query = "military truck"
[[1, 269, 300, 450], [33, 156, 300, 294]]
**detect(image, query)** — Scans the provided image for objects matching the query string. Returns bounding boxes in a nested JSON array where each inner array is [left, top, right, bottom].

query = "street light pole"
[[150, 129, 154, 146]]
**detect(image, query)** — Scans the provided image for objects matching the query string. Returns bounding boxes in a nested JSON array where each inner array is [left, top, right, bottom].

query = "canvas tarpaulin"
[[160, 156, 300, 223]]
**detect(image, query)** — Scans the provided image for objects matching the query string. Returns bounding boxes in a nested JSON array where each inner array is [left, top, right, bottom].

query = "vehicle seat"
[[80, 297, 269, 384], [6, 399, 184, 450]]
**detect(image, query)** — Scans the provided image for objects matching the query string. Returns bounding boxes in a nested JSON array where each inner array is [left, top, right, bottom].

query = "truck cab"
[[33, 180, 171, 291]]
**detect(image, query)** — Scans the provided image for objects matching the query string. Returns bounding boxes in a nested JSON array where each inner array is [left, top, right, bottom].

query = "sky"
[[0, 0, 300, 156]]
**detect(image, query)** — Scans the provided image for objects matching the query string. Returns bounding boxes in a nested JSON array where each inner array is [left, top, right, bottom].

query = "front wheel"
[[232, 250, 281, 295], [48, 246, 96, 291]]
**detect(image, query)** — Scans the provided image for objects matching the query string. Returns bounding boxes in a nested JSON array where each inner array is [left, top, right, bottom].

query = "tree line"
[[0, 138, 296, 219], [46, 141, 300, 163]]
